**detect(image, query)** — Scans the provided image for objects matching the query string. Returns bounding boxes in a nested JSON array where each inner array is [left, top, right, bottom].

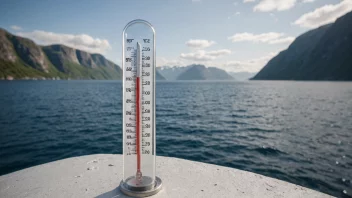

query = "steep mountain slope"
[[252, 11, 352, 81], [0, 28, 63, 79], [301, 11, 352, 80], [156, 70, 166, 80], [11, 34, 51, 73], [42, 45, 121, 79], [177, 64, 234, 80], [177, 65, 209, 80], [207, 67, 234, 80], [0, 28, 122, 80], [229, 72, 256, 81], [0, 29, 17, 63]]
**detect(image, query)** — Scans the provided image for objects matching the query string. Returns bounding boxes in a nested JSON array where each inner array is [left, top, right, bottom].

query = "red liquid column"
[[136, 76, 141, 175], [135, 42, 142, 180]]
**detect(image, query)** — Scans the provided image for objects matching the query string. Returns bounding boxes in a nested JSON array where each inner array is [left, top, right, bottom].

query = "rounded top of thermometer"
[[123, 19, 155, 35]]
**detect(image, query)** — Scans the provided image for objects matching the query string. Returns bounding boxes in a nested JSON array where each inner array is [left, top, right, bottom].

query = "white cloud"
[[10, 25, 22, 31], [302, 0, 315, 3], [186, 39, 216, 48], [180, 49, 231, 62], [206, 49, 232, 56], [235, 12, 241, 15], [254, 0, 297, 12], [223, 52, 279, 72], [268, 36, 295, 44], [157, 57, 184, 67], [229, 32, 282, 42], [16, 30, 111, 54], [244, 0, 256, 3], [228, 32, 294, 44], [294, 0, 352, 28]]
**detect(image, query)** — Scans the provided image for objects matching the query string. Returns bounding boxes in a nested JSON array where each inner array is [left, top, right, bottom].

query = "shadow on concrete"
[[95, 186, 167, 198], [95, 187, 131, 198]]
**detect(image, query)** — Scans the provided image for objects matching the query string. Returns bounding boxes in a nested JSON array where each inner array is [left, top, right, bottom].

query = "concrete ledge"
[[0, 154, 331, 198]]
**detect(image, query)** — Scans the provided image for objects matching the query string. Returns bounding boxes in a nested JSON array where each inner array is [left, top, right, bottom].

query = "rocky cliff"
[[0, 28, 122, 80], [252, 11, 352, 81]]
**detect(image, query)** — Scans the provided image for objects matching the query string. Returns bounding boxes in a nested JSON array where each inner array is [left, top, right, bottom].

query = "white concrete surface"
[[0, 154, 332, 198]]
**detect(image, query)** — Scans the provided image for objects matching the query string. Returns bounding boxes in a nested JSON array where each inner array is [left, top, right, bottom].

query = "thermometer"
[[120, 19, 162, 197]]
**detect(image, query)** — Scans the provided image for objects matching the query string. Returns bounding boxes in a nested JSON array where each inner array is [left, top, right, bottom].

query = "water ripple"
[[0, 80, 352, 197]]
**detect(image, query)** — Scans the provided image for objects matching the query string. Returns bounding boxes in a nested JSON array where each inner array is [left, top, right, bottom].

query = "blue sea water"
[[0, 80, 351, 197]]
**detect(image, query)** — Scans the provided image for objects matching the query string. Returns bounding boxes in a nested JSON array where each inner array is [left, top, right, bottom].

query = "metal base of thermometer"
[[120, 176, 162, 197]]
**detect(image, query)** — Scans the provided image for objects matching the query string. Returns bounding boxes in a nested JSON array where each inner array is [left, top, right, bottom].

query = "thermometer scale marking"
[[124, 36, 154, 171]]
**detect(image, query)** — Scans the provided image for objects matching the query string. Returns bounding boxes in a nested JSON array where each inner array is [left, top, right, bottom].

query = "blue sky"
[[1, 0, 351, 72]]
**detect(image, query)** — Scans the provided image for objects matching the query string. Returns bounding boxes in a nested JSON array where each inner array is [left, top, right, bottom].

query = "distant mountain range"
[[252, 11, 352, 81], [157, 65, 234, 80]]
